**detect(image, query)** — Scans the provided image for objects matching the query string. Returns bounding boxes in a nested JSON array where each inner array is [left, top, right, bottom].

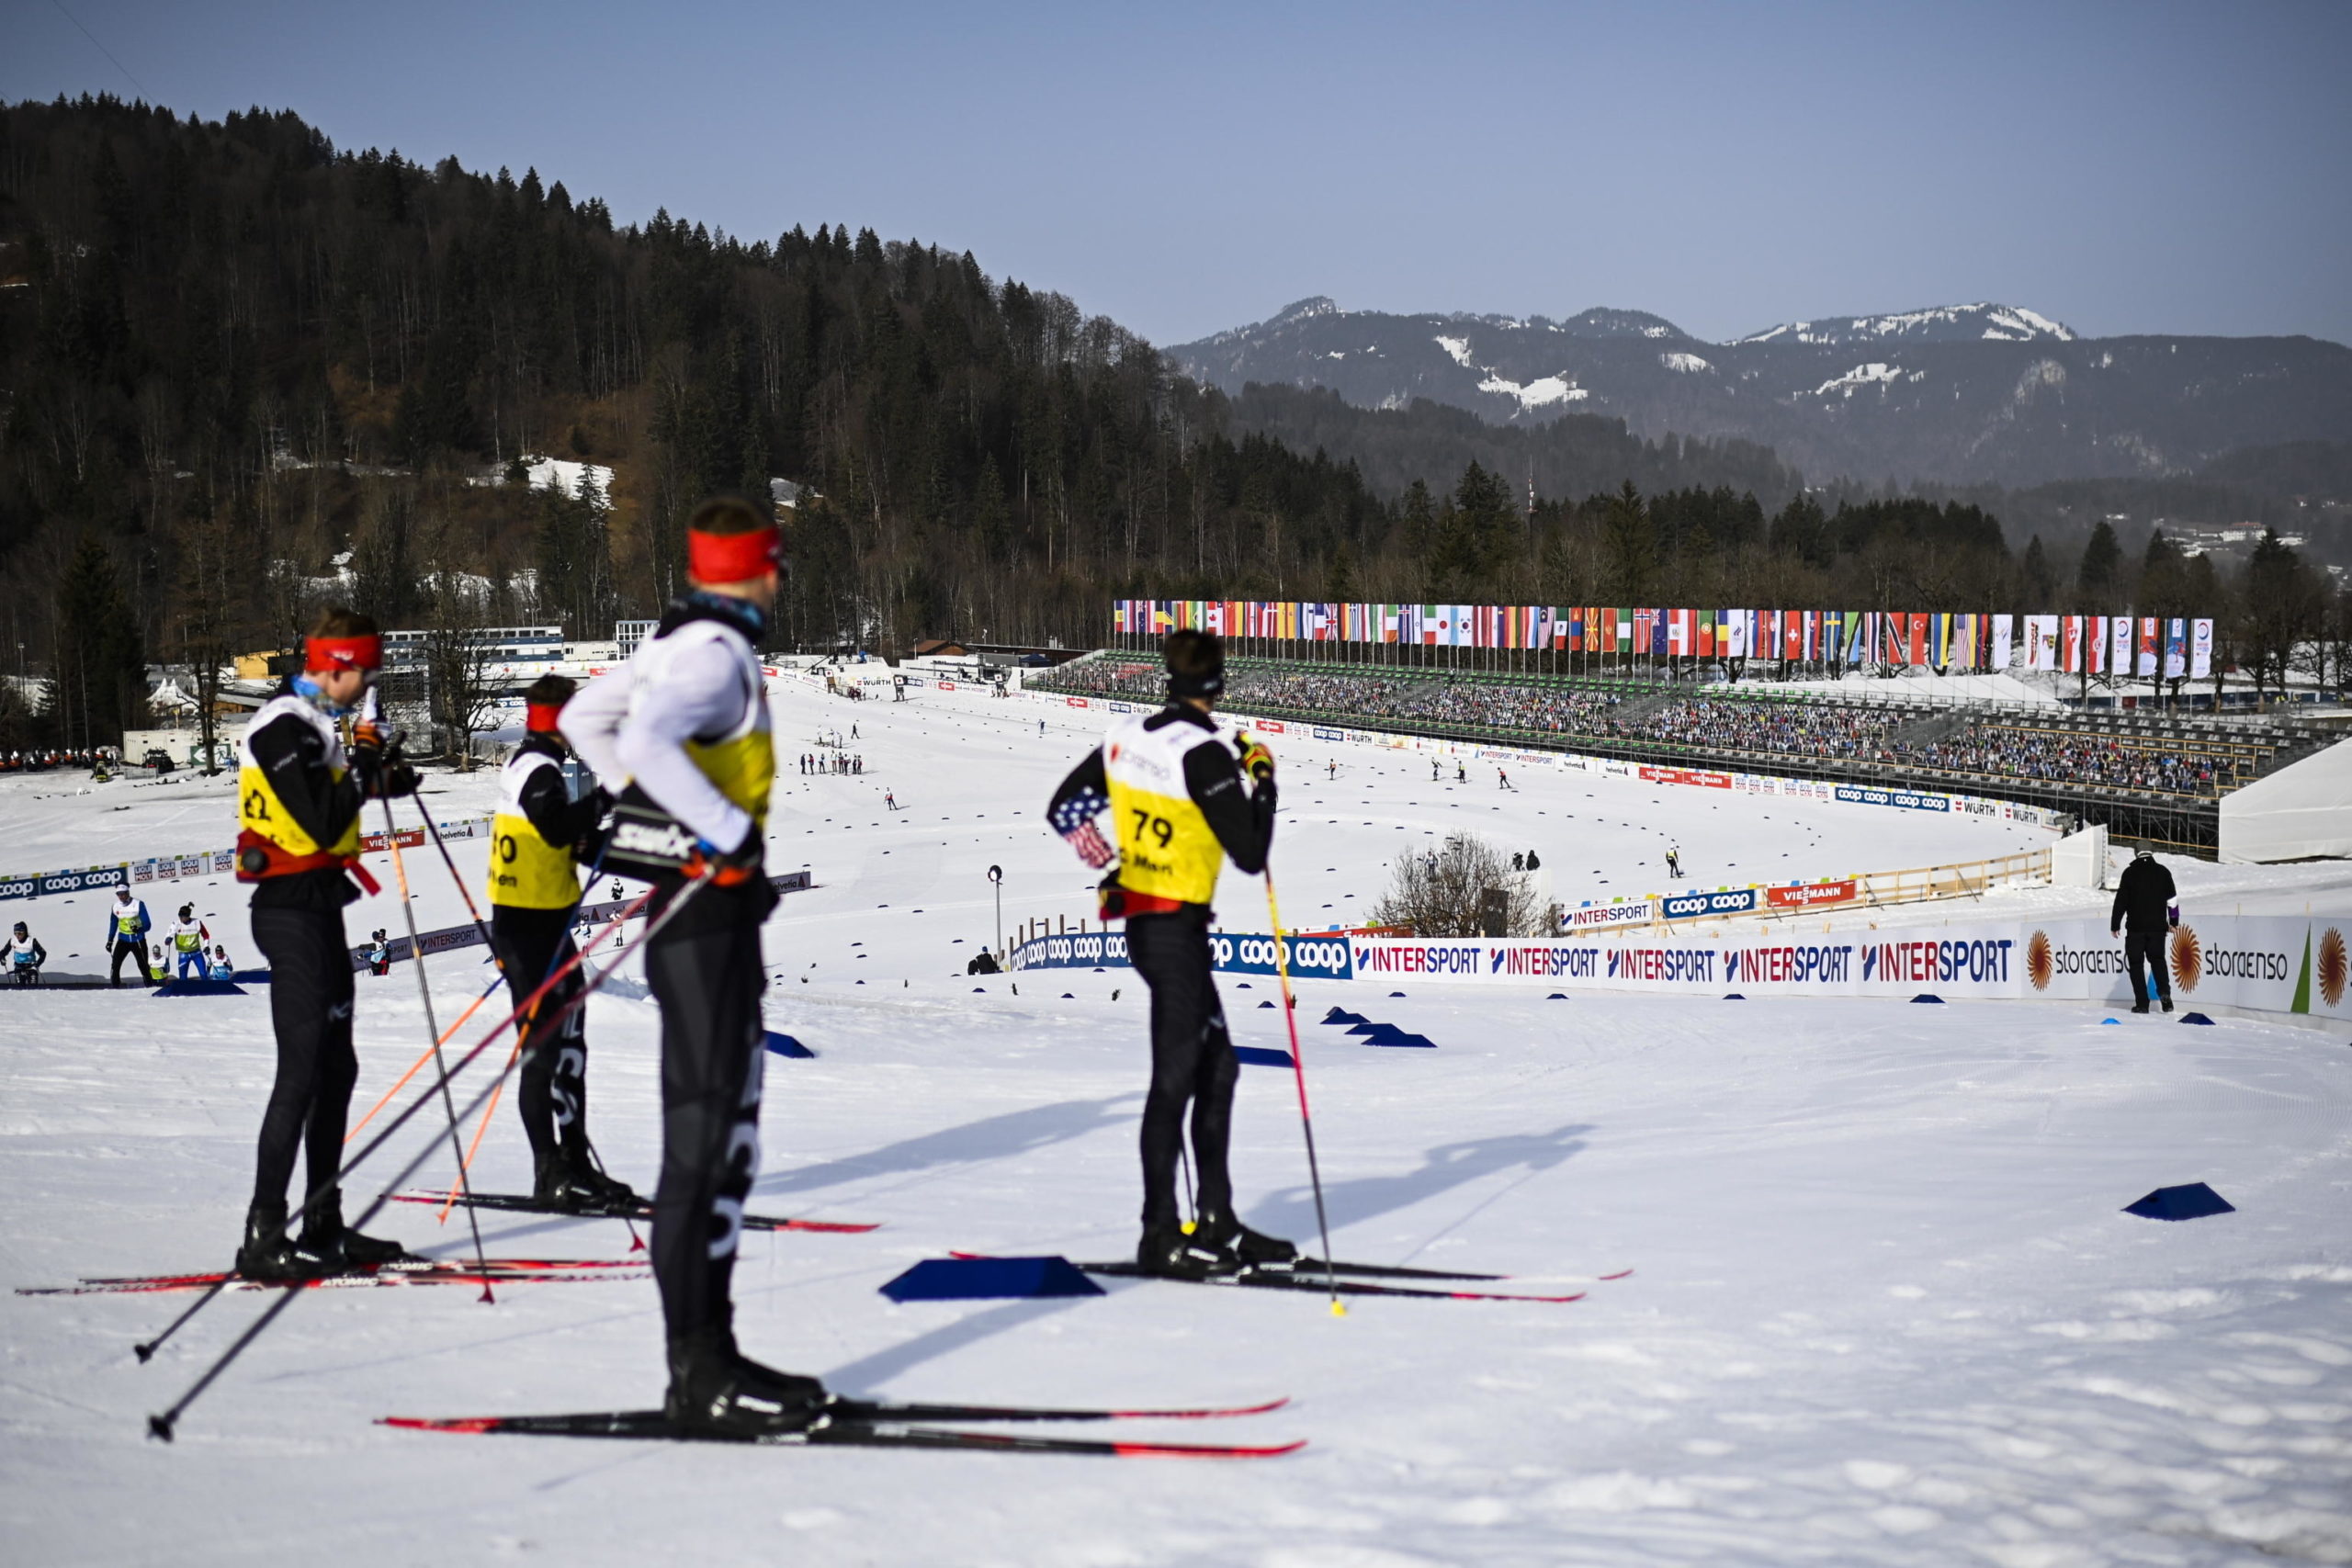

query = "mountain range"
[[1170, 299, 2352, 489]]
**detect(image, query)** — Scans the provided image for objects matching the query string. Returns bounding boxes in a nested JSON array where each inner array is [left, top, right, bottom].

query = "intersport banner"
[[1347, 914, 2352, 1021]]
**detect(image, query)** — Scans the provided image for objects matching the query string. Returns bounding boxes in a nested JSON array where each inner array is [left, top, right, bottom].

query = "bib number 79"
[[1128, 809, 1173, 849]]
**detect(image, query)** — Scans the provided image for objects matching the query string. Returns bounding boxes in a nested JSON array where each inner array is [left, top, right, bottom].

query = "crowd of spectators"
[[1895, 729, 2247, 795], [1036, 658, 2266, 800]]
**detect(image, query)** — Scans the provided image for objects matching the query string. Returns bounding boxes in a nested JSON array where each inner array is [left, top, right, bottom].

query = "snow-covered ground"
[[4, 681, 2347, 1566]]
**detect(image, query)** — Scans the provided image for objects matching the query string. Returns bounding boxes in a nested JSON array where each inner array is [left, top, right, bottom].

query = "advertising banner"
[[1563, 900, 1657, 932], [1835, 784, 1951, 812], [1012, 929, 1353, 981], [1658, 886, 1759, 920], [1764, 879, 1858, 910], [1343, 915, 2351, 1022]]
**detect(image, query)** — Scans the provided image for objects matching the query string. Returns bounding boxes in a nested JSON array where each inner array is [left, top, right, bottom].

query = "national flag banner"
[[2165, 617, 2188, 679], [1667, 611, 1687, 657], [2086, 615, 2105, 674], [1229, 601, 1245, 638], [1204, 601, 1224, 635], [1954, 613, 1977, 671], [2061, 615, 2081, 673], [1527, 605, 1545, 650], [2191, 617, 2213, 678], [2136, 616, 2158, 676], [1382, 604, 1399, 643], [1901, 612, 1925, 666], [2109, 615, 2131, 675], [1848, 612, 1869, 666], [1781, 611, 1800, 660], [1989, 614, 2013, 668], [1723, 612, 1745, 660], [1633, 608, 1652, 655], [1696, 615, 1714, 659], [1816, 612, 1836, 664]]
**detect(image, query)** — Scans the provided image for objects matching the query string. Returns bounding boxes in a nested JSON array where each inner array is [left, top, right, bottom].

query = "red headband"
[[526, 701, 564, 734], [305, 634, 383, 673], [688, 525, 782, 584]]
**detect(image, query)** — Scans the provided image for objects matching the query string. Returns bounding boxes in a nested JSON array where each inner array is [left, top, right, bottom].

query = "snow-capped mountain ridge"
[[1169, 297, 2352, 487], [1733, 303, 2076, 346]]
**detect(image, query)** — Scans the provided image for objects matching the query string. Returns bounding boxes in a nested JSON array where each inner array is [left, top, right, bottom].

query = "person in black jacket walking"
[[2110, 840, 2178, 1014]]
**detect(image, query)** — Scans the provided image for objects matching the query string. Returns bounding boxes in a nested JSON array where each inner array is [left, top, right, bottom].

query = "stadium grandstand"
[[1030, 655, 2337, 853]]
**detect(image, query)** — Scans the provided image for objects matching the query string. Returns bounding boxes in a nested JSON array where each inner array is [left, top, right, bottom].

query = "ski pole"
[[413, 808, 640, 1247], [1261, 869, 1344, 1316], [133, 883, 660, 1368], [146, 874, 706, 1440], [344, 970, 502, 1144], [379, 784, 497, 1302]]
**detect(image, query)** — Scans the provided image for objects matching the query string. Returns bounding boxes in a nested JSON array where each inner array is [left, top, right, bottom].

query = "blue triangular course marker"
[[1235, 982, 1252, 989], [880, 1256, 1105, 1303], [2100, 1018, 2120, 1024], [2123, 1182, 2234, 1221], [1257, 999, 1275, 1008], [1547, 993, 1568, 1000], [763, 1032, 815, 1058], [1353, 1022, 1435, 1048], [1060, 993, 1074, 998], [152, 977, 247, 996], [1321, 1007, 1368, 1025], [2180, 1012, 2215, 1025], [1388, 991, 1407, 998], [1723, 993, 1745, 1000], [1911, 994, 1944, 1004], [1233, 1045, 1296, 1068], [972, 987, 986, 993]]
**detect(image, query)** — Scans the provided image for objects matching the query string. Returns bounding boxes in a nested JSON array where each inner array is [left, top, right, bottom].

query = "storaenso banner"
[[1011, 931, 1354, 981]]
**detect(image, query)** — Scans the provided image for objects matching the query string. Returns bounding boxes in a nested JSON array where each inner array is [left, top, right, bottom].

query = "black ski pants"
[[110, 936, 153, 987], [2124, 928, 2172, 1008], [1125, 906, 1238, 1231], [249, 907, 357, 1212], [646, 918, 765, 1341], [491, 906, 587, 1165]]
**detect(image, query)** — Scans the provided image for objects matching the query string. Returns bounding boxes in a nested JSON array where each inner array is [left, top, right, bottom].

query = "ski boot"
[[663, 1323, 828, 1438], [235, 1201, 322, 1282], [1136, 1221, 1241, 1280], [535, 1148, 639, 1214], [2160, 997, 2176, 1014], [299, 1188, 410, 1269], [564, 1143, 642, 1213], [1194, 1207, 1298, 1268], [2131, 1002, 2151, 1014]]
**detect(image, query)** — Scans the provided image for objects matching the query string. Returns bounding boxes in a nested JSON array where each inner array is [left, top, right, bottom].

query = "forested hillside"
[[1, 96, 2342, 749]]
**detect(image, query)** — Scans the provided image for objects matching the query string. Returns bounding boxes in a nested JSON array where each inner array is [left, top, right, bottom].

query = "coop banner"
[[1012, 930, 1353, 981]]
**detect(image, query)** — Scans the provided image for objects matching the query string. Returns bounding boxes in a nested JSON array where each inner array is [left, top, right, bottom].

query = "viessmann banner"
[[1346, 915, 2352, 1021]]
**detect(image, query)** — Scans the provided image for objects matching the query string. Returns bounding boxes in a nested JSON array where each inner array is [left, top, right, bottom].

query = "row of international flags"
[[1110, 602, 2215, 675]]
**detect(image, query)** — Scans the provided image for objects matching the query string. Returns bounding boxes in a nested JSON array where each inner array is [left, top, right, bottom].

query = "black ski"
[[1071, 1260, 1587, 1303], [392, 1190, 878, 1234], [950, 1248, 1508, 1283], [382, 1410, 1302, 1459]]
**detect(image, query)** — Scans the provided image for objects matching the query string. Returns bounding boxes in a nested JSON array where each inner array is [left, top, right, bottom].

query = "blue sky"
[[7, 0, 2349, 347]]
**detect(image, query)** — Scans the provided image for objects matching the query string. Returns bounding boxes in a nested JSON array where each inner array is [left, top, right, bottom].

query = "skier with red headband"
[[232, 606, 419, 1280], [563, 495, 804, 1436], [486, 673, 627, 1209]]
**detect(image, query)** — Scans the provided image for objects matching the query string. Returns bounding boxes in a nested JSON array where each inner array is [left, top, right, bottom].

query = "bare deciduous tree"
[[1370, 830, 1544, 938]]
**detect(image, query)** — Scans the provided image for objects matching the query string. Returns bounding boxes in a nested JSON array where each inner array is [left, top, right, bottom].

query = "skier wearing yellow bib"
[[232, 607, 417, 1280], [563, 495, 805, 1438], [487, 675, 626, 1209], [1047, 629, 1286, 1278]]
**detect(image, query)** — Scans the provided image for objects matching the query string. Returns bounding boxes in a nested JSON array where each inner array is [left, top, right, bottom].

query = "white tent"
[[2219, 738, 2352, 863]]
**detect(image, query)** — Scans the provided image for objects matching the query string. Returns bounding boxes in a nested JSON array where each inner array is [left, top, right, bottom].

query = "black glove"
[[349, 730, 416, 797]]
